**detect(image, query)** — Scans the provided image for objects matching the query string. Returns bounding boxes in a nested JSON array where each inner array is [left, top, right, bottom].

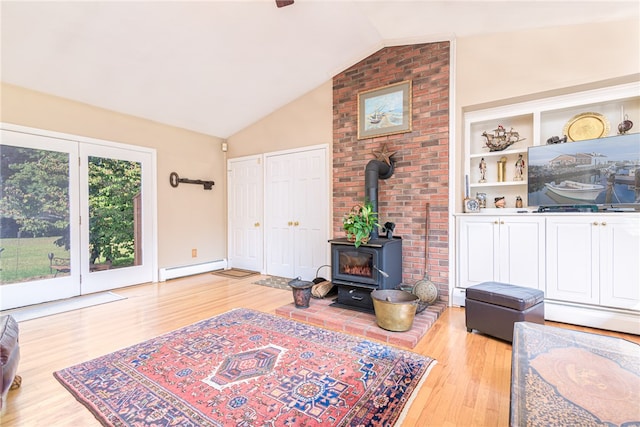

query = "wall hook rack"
[[169, 172, 214, 190]]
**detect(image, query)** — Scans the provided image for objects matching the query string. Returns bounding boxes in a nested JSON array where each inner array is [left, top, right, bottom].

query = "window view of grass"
[[0, 236, 70, 283]]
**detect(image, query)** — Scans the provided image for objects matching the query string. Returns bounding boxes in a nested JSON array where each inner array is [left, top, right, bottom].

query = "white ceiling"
[[2, 1, 638, 139]]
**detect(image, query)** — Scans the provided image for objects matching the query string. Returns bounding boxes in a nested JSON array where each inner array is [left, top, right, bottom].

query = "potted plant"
[[342, 202, 379, 248]]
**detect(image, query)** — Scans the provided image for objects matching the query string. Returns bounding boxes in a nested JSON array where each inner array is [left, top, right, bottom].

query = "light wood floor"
[[2, 273, 638, 426]]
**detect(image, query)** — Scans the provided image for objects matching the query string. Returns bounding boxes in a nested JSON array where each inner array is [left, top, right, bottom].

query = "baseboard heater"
[[159, 259, 227, 282]]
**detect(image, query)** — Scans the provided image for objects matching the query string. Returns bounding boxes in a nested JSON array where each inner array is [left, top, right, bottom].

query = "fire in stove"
[[339, 253, 373, 278]]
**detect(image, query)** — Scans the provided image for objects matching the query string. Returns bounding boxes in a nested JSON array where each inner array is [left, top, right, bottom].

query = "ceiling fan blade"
[[276, 0, 294, 8]]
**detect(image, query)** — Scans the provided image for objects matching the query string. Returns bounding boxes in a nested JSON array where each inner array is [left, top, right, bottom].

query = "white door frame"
[[0, 123, 158, 308]]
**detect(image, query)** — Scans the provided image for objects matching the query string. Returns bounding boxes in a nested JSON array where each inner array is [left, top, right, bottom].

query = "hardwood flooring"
[[2, 273, 638, 426]]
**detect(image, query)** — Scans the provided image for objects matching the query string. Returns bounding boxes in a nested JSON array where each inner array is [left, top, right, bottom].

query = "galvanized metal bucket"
[[371, 289, 419, 332]]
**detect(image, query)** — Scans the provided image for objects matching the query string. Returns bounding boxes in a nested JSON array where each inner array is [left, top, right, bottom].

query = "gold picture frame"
[[357, 81, 412, 139]]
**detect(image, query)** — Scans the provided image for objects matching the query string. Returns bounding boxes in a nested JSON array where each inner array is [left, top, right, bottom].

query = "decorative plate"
[[563, 112, 610, 142]]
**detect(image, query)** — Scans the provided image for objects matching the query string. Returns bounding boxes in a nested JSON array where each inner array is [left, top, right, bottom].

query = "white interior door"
[[265, 152, 295, 278], [227, 156, 263, 272], [291, 149, 328, 280], [79, 143, 155, 294]]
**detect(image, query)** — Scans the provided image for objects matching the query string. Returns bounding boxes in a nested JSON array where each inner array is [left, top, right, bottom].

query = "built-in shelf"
[[462, 82, 640, 210]]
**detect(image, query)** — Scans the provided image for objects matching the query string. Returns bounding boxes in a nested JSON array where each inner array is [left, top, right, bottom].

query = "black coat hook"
[[169, 172, 214, 190]]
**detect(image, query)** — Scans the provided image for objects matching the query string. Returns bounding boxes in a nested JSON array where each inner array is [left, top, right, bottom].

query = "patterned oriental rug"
[[54, 308, 436, 426], [511, 322, 640, 427]]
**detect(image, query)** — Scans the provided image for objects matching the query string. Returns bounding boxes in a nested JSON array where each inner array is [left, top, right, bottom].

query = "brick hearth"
[[275, 297, 446, 349]]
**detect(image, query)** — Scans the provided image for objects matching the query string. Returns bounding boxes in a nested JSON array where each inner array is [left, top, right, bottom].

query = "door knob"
[[254, 222, 260, 227], [288, 221, 293, 226]]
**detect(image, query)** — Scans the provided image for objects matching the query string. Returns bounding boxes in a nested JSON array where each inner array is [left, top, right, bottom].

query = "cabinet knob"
[[593, 221, 599, 226], [494, 220, 499, 225], [288, 221, 293, 226], [601, 221, 607, 226], [294, 221, 299, 226], [254, 222, 260, 227], [500, 221, 505, 225]]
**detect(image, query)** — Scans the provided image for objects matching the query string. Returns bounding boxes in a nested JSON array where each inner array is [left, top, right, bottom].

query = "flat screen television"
[[527, 133, 640, 208]]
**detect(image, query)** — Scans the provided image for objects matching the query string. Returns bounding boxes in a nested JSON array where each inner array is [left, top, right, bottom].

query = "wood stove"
[[329, 237, 402, 312]]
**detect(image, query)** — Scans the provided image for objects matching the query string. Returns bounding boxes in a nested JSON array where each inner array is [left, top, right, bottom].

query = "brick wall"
[[333, 42, 450, 301]]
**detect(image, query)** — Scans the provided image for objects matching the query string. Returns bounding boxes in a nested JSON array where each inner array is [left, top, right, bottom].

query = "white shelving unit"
[[462, 82, 640, 210], [456, 81, 640, 334]]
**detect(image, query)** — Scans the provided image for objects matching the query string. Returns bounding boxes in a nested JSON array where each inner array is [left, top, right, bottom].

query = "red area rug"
[[54, 308, 436, 426]]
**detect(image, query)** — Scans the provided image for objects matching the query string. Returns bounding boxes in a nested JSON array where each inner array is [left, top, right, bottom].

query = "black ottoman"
[[465, 282, 544, 342]]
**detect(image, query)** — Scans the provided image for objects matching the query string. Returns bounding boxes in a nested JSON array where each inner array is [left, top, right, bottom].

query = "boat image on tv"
[[528, 133, 640, 207], [544, 180, 605, 201]]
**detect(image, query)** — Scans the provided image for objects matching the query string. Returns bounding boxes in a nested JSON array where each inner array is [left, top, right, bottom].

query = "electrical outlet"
[[192, 248, 197, 258]]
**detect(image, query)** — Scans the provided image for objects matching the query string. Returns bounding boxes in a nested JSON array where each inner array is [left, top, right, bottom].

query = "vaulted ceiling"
[[2, 1, 637, 139]]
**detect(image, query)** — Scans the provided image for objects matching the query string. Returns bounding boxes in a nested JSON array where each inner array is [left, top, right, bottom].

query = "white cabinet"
[[546, 215, 640, 310], [462, 82, 640, 210], [456, 213, 640, 333], [457, 215, 545, 290], [264, 147, 329, 280]]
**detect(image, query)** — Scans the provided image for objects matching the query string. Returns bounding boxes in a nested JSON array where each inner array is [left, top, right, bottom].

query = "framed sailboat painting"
[[357, 81, 412, 139]]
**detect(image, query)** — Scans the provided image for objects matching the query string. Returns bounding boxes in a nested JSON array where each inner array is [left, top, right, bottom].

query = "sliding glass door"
[[79, 144, 154, 294], [0, 130, 81, 309], [0, 127, 156, 310]]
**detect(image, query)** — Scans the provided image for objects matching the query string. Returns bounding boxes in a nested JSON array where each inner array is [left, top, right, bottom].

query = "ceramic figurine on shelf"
[[514, 154, 525, 181], [476, 192, 487, 208], [516, 196, 523, 208], [494, 196, 506, 208], [479, 157, 487, 183], [618, 114, 633, 135]]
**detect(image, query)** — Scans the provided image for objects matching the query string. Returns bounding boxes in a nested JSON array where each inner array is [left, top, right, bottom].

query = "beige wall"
[[226, 80, 333, 157], [455, 19, 639, 109], [1, 83, 226, 270]]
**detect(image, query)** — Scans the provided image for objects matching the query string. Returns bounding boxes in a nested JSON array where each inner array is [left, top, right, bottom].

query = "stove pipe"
[[365, 159, 395, 239]]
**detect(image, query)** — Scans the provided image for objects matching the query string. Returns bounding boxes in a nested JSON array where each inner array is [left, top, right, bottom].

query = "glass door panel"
[[87, 156, 142, 271], [0, 130, 80, 310]]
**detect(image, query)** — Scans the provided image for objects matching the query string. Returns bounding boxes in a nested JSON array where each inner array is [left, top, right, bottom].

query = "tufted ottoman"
[[1, 315, 21, 412], [465, 282, 544, 342]]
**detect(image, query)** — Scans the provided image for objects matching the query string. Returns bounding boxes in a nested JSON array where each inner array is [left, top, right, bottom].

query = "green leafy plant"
[[342, 203, 379, 248]]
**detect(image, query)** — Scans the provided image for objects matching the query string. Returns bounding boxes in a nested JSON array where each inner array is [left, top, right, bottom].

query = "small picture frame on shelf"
[[463, 198, 480, 213]]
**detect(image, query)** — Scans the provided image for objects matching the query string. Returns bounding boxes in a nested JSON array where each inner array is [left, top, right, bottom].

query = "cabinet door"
[[599, 217, 640, 310], [546, 217, 599, 304], [457, 216, 499, 287], [498, 216, 545, 289]]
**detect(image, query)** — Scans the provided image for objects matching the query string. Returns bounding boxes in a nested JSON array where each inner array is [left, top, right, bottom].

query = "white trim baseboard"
[[159, 259, 227, 281], [545, 300, 640, 335]]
